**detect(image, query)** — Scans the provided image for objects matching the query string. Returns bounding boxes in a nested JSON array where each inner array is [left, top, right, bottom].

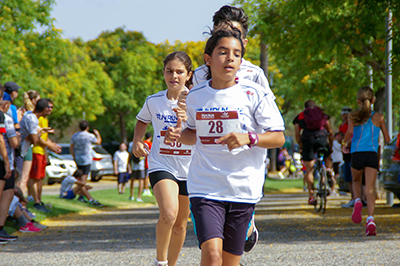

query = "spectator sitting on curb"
[[60, 169, 103, 206]]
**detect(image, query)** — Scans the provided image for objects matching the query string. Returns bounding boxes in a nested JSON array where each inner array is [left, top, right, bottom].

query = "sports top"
[[192, 59, 275, 100], [32, 116, 48, 155], [186, 78, 285, 204], [351, 112, 380, 153], [136, 89, 193, 180]]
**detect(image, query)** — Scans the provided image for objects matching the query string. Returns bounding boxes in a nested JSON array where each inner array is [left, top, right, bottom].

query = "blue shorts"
[[61, 190, 76, 199], [118, 173, 130, 184], [190, 197, 255, 256], [343, 161, 352, 182]]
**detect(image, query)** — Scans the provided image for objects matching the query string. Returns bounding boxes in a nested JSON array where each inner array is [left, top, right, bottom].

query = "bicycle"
[[314, 147, 329, 213]]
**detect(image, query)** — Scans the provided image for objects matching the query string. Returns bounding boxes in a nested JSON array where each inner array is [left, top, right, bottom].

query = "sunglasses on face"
[[47, 106, 53, 109]]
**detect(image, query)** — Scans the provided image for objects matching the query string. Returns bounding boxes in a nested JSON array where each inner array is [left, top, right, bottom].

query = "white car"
[[45, 155, 70, 185], [58, 143, 114, 182]]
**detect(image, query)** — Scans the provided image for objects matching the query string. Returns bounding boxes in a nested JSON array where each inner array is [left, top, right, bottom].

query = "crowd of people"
[[0, 82, 55, 243], [0, 4, 396, 266]]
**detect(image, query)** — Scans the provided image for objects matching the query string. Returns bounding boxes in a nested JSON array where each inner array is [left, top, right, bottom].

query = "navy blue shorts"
[[149, 171, 188, 196], [351, 152, 379, 170], [61, 189, 76, 199], [117, 172, 130, 184], [343, 161, 352, 182], [190, 197, 255, 256]]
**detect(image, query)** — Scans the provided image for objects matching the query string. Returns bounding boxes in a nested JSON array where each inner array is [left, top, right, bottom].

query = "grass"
[[5, 187, 156, 234], [264, 176, 305, 193]]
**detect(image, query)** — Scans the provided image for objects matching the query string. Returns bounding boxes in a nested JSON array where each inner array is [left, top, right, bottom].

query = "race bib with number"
[[159, 130, 192, 156], [196, 111, 241, 145]]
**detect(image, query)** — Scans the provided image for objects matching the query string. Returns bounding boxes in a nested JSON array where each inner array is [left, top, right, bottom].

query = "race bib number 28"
[[196, 111, 241, 145]]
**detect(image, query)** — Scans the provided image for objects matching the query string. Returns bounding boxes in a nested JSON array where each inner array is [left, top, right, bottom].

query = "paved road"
[[1, 190, 399, 265]]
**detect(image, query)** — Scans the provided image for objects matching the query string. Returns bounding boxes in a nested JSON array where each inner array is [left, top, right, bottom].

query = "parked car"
[[379, 135, 400, 199], [58, 143, 114, 182], [45, 154, 71, 185]]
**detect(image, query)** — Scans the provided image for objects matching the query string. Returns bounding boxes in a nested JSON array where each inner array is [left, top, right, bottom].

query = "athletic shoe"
[[23, 208, 36, 218], [19, 222, 41, 233], [33, 203, 50, 213], [129, 196, 135, 201], [89, 199, 103, 207], [0, 229, 18, 241], [244, 224, 259, 252], [33, 222, 48, 230], [308, 197, 317, 206], [341, 199, 355, 208], [330, 191, 340, 197], [278, 172, 285, 179], [136, 198, 144, 203], [142, 189, 153, 196], [365, 220, 377, 236], [27, 196, 34, 202], [0, 239, 8, 245], [77, 196, 88, 203], [351, 200, 363, 224], [153, 260, 168, 266]]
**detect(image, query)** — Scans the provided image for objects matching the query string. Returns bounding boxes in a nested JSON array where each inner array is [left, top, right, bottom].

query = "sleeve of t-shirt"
[[0, 111, 6, 134], [113, 151, 118, 161], [26, 115, 38, 135], [136, 97, 152, 123], [255, 95, 285, 132], [11, 105, 18, 124], [90, 133, 97, 144], [254, 72, 276, 100], [5, 116, 16, 138]]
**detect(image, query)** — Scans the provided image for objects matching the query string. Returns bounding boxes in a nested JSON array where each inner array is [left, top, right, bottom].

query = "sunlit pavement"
[[1, 190, 399, 265]]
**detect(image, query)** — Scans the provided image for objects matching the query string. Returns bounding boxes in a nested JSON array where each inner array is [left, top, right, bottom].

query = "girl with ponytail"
[[343, 86, 390, 236]]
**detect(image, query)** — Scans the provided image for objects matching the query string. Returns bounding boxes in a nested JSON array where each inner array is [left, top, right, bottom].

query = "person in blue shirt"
[[343, 86, 390, 236]]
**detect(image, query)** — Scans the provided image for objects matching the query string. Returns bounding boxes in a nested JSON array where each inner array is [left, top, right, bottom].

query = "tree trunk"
[[260, 38, 277, 172], [119, 113, 127, 144]]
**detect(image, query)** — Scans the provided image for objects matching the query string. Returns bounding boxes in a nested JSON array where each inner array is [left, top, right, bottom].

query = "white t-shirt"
[[19, 111, 39, 157], [113, 150, 130, 173], [136, 89, 193, 180], [186, 78, 285, 204], [331, 140, 343, 163], [60, 175, 77, 197], [1, 114, 17, 170], [192, 59, 275, 100]]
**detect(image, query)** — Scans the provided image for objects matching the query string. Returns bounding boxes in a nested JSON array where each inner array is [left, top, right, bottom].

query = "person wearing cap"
[[0, 91, 20, 241], [339, 106, 355, 208], [4, 82, 21, 130]]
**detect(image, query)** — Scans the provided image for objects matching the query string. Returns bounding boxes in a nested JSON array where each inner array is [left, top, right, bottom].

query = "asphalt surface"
[[1, 183, 400, 265]]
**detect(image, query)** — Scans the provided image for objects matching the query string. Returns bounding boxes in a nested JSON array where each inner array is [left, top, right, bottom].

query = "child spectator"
[[277, 147, 291, 179], [60, 170, 102, 206], [142, 132, 153, 196], [128, 141, 145, 203], [330, 132, 343, 196], [113, 143, 131, 194]]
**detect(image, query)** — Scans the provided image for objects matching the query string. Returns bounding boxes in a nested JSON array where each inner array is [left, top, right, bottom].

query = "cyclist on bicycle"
[[293, 100, 333, 205]]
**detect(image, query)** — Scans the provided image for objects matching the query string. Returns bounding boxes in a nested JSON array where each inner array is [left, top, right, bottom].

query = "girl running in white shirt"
[[165, 28, 285, 266], [132, 51, 193, 266]]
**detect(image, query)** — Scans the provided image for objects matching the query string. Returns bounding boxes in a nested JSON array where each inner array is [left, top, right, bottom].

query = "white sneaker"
[[153, 260, 168, 266], [136, 198, 143, 203], [278, 172, 285, 179]]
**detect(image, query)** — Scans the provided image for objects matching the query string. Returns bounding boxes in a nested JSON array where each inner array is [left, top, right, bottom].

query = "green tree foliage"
[[235, 0, 400, 128], [0, 0, 113, 136], [83, 28, 163, 143]]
